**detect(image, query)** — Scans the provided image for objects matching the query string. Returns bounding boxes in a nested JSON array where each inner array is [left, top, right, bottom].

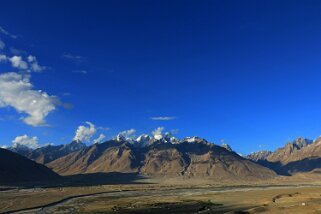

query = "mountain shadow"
[[250, 160, 289, 176], [0, 172, 151, 188], [59, 172, 151, 187], [252, 157, 321, 176], [282, 157, 321, 174]]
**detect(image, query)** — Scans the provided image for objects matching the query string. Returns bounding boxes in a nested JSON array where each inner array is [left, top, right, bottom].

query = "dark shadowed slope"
[[0, 148, 59, 184]]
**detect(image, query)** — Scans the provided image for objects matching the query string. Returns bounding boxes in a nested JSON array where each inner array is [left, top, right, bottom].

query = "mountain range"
[[46, 137, 276, 180], [4, 133, 321, 184], [4, 134, 277, 183]]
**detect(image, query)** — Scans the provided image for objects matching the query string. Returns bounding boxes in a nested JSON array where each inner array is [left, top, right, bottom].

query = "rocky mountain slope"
[[48, 140, 139, 175], [0, 148, 59, 184], [247, 151, 272, 162], [27, 140, 86, 164], [266, 137, 313, 164], [47, 136, 276, 180], [247, 137, 321, 175], [8, 144, 33, 157]]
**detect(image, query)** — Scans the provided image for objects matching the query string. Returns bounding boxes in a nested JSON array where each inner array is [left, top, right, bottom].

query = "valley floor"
[[1, 176, 321, 214]]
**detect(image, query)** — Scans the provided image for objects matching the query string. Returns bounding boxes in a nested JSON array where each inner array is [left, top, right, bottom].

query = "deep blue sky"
[[0, 0, 320, 154]]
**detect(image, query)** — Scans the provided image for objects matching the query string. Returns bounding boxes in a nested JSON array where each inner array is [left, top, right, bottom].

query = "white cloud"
[[0, 72, 61, 126], [93, 134, 106, 144], [12, 135, 39, 149], [0, 54, 7, 62], [0, 26, 18, 39], [0, 40, 5, 50], [118, 129, 136, 138], [150, 116, 176, 121], [0, 54, 45, 72], [97, 126, 109, 131], [27, 55, 36, 62], [73, 122, 97, 142], [152, 127, 165, 140], [27, 55, 45, 72], [72, 70, 87, 74], [9, 56, 28, 70], [1, 145, 9, 149], [62, 53, 85, 61]]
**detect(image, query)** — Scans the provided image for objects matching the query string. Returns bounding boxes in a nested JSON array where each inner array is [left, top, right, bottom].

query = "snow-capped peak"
[[136, 134, 151, 143], [221, 143, 232, 152], [185, 136, 197, 143], [115, 134, 126, 142], [153, 133, 163, 140], [164, 132, 178, 143], [184, 136, 206, 143], [152, 127, 165, 140], [133, 134, 151, 147]]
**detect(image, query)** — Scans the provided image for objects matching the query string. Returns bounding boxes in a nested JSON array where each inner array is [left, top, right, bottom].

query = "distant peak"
[[115, 134, 126, 142], [71, 139, 82, 144], [153, 133, 163, 140], [246, 150, 272, 161], [184, 136, 207, 143], [136, 134, 151, 142], [221, 143, 232, 152], [12, 143, 31, 150], [164, 132, 178, 143], [291, 137, 312, 149], [114, 134, 136, 144]]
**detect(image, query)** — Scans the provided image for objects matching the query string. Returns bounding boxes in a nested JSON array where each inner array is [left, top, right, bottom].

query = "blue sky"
[[0, 0, 320, 154]]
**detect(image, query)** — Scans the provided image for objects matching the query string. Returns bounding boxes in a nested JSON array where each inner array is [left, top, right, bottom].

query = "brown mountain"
[[266, 137, 313, 164], [48, 137, 276, 180], [26, 141, 86, 164], [0, 148, 59, 184], [48, 140, 139, 175], [247, 137, 321, 175], [8, 144, 33, 157], [247, 151, 272, 162]]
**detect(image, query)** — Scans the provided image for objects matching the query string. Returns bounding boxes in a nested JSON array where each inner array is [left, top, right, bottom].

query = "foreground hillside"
[[0, 148, 59, 184]]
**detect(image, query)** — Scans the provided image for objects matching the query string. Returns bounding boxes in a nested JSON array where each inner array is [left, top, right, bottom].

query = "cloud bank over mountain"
[[73, 122, 97, 142], [12, 134, 39, 149]]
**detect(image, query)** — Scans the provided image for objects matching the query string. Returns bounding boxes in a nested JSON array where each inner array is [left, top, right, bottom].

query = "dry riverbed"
[[1, 183, 321, 214]]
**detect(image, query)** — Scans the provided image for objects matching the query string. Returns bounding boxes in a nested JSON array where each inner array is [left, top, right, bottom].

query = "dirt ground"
[[1, 176, 321, 213], [44, 186, 321, 214]]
